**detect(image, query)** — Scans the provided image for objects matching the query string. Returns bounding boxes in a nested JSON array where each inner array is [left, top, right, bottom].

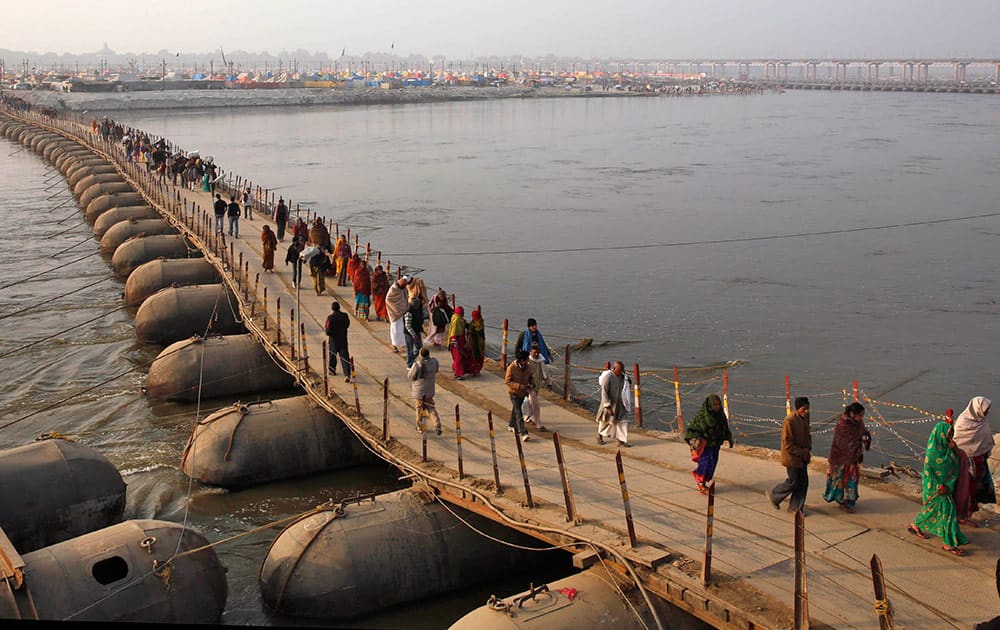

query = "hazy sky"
[[5, 0, 1000, 59]]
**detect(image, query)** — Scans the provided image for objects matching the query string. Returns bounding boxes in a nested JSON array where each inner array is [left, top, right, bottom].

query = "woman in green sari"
[[684, 394, 734, 494], [909, 421, 969, 556]]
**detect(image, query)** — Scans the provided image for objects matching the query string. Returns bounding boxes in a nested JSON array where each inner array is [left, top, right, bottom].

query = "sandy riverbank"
[[16, 85, 653, 112]]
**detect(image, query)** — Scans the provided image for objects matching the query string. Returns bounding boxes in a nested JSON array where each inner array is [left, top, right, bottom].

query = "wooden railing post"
[[794, 509, 810, 629], [382, 378, 390, 441], [870, 554, 893, 630], [455, 404, 464, 480], [674, 366, 684, 432], [633, 363, 642, 428], [500, 318, 509, 370], [487, 411, 502, 494], [616, 450, 637, 548], [553, 432, 577, 523], [702, 481, 716, 585], [513, 429, 533, 508], [564, 344, 571, 402]]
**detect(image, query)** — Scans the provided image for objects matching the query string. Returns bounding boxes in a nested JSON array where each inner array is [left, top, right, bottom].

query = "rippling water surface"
[[1, 90, 998, 624]]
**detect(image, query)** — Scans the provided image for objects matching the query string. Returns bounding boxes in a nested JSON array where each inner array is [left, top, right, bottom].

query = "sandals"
[[960, 519, 980, 529], [942, 546, 966, 557], [908, 524, 930, 539], [697, 483, 709, 495]]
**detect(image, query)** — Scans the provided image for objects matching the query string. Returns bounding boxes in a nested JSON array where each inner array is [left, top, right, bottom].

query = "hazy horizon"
[[3, 0, 999, 60]]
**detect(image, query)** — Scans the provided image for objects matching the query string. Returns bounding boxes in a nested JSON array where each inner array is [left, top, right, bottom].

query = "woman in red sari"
[[448, 306, 469, 379], [371, 265, 389, 322], [352, 264, 371, 320]]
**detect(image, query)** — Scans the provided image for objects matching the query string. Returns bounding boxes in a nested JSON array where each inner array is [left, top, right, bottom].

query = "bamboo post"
[[500, 318, 509, 369], [564, 344, 571, 402], [254, 273, 260, 311], [794, 509, 809, 629], [289, 309, 296, 360], [786, 374, 792, 414], [238, 252, 243, 284], [616, 450, 638, 548], [553, 432, 577, 523], [513, 429, 533, 508], [869, 554, 893, 630], [674, 366, 684, 432], [276, 297, 282, 344], [243, 261, 249, 300], [382, 378, 390, 441], [300, 323, 309, 373], [323, 341, 329, 396], [633, 364, 642, 428], [702, 481, 716, 585], [350, 358, 361, 415], [455, 404, 464, 480], [853, 379, 859, 402], [722, 367, 730, 418], [487, 411, 502, 494], [263, 287, 269, 330]]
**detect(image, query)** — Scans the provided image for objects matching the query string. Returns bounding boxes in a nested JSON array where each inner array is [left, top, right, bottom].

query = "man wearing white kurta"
[[385, 275, 411, 353], [596, 361, 632, 447]]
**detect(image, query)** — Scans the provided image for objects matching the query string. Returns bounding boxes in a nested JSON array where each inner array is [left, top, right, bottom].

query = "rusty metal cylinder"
[[67, 164, 117, 188], [85, 192, 146, 223], [134, 284, 243, 345], [147, 334, 293, 401], [101, 219, 177, 256], [21, 519, 227, 623], [73, 173, 125, 199], [78, 180, 132, 209], [449, 569, 649, 630], [92, 205, 160, 238], [181, 396, 371, 488], [111, 234, 191, 277], [124, 258, 216, 306], [61, 154, 106, 177], [259, 488, 543, 620], [0, 439, 125, 554]]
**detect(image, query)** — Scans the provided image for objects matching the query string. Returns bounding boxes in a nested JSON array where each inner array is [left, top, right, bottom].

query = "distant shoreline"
[[15, 85, 663, 113]]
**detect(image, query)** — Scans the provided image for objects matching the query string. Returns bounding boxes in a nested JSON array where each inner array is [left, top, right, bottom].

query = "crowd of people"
[[51, 110, 992, 560]]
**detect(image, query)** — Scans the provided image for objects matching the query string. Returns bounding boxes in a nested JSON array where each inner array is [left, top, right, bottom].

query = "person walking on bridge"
[[403, 296, 425, 368], [766, 397, 812, 513], [273, 197, 288, 242], [525, 343, 551, 431], [226, 195, 241, 238], [505, 350, 534, 442], [822, 402, 870, 512], [596, 361, 631, 447], [242, 187, 253, 219], [386, 275, 411, 353], [213, 193, 227, 236], [408, 347, 442, 436], [324, 302, 351, 382], [684, 394, 733, 494], [952, 396, 994, 527], [371, 265, 389, 322], [516, 318, 552, 364], [909, 421, 969, 556], [260, 225, 277, 272]]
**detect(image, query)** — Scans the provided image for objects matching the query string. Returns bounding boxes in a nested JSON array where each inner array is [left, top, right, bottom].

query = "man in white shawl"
[[953, 396, 995, 521], [385, 275, 411, 353], [596, 361, 633, 447]]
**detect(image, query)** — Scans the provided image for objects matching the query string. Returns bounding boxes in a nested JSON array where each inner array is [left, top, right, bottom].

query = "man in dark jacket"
[[324, 302, 351, 381], [767, 397, 812, 513], [213, 193, 227, 235]]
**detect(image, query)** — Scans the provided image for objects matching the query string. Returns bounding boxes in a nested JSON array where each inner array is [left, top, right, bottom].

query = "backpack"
[[432, 307, 448, 328]]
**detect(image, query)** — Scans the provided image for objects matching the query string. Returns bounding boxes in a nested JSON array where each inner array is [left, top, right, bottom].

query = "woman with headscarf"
[[822, 402, 871, 512], [346, 253, 362, 286], [260, 225, 277, 272], [952, 396, 995, 527], [407, 276, 429, 309], [683, 394, 733, 494], [371, 265, 389, 322], [334, 235, 352, 286], [909, 421, 969, 555], [448, 306, 469, 379], [352, 262, 371, 321], [292, 217, 309, 244], [308, 217, 331, 252], [466, 308, 486, 376], [426, 289, 453, 348]]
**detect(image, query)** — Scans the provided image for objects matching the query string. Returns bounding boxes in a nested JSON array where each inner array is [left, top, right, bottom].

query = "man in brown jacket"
[[766, 396, 812, 513], [504, 350, 534, 442]]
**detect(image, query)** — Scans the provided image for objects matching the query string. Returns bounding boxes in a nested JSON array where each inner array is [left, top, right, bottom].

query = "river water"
[[1, 90, 997, 624]]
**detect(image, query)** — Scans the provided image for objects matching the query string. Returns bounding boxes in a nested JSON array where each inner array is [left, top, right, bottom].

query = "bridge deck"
[[13, 110, 998, 629]]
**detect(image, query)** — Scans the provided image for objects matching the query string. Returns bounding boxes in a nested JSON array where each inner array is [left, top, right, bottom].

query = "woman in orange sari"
[[260, 225, 277, 271]]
